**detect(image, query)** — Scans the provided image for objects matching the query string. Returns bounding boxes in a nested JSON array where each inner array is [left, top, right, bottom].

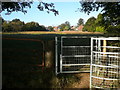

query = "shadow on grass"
[[2, 38, 81, 88]]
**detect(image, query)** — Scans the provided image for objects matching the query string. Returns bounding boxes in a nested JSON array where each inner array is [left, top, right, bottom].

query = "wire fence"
[[3, 38, 45, 73], [90, 37, 120, 88], [59, 36, 91, 73]]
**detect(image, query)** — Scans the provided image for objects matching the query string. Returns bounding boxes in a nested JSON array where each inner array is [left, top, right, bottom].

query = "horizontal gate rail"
[[63, 46, 91, 48], [62, 55, 90, 57], [60, 36, 91, 73], [93, 54, 120, 58], [93, 51, 120, 54], [61, 36, 93, 38], [92, 64, 120, 68], [92, 37, 120, 40], [100, 46, 120, 49], [62, 64, 90, 66], [91, 76, 120, 81], [90, 37, 120, 89], [61, 71, 90, 73]]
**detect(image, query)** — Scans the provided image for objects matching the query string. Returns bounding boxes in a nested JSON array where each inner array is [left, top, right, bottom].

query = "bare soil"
[[69, 73, 90, 88]]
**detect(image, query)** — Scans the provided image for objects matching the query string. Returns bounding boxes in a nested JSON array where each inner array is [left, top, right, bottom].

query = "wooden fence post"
[[103, 40, 107, 53]]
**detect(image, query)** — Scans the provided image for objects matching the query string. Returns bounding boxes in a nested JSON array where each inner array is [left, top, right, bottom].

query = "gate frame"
[[56, 36, 120, 88], [55, 36, 93, 74], [90, 37, 120, 88]]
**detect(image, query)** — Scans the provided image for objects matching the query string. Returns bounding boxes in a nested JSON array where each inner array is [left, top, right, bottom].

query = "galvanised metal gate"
[[55, 36, 120, 88], [90, 37, 120, 88], [55, 36, 91, 74]]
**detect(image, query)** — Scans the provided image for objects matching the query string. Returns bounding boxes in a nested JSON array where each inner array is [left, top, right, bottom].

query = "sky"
[[1, 2, 102, 27]]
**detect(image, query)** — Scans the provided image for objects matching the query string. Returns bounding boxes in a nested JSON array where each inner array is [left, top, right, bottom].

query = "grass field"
[[2, 31, 103, 88], [2, 31, 103, 34]]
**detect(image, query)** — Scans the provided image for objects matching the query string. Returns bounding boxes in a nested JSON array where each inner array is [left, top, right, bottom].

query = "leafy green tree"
[[64, 21, 71, 31], [80, 2, 120, 22], [23, 22, 46, 31], [65, 21, 70, 26], [95, 26, 105, 32], [94, 13, 105, 33], [107, 25, 120, 34], [58, 21, 71, 31], [23, 22, 39, 31], [1, 1, 58, 15], [47, 26, 54, 31], [12, 19, 21, 22], [77, 18, 84, 26], [2, 1, 120, 34], [95, 13, 104, 26], [83, 17, 96, 32], [58, 24, 66, 31], [10, 19, 25, 32], [2, 21, 13, 32], [2, 19, 47, 32], [39, 25, 47, 31], [79, 1, 120, 34], [64, 26, 70, 30]]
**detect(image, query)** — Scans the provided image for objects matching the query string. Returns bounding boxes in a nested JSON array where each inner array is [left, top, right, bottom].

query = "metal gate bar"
[[90, 37, 120, 89], [60, 36, 91, 73]]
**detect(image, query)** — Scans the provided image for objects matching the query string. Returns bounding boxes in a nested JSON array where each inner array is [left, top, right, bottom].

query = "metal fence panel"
[[56, 36, 91, 73], [90, 37, 120, 89]]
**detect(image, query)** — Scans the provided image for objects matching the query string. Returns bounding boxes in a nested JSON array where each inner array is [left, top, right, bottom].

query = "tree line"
[[1, 12, 120, 34], [1, 1, 120, 34], [83, 13, 120, 34], [47, 13, 120, 34], [83, 14, 105, 32], [1, 1, 120, 35], [1, 18, 47, 32]]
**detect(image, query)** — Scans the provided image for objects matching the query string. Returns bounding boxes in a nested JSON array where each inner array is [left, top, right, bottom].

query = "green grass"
[[1, 31, 103, 35]]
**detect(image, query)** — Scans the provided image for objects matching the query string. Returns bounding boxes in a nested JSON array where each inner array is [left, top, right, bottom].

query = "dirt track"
[[70, 73, 90, 88]]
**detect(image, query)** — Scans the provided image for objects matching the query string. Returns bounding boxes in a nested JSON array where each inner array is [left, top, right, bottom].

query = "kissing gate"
[[55, 36, 120, 88]]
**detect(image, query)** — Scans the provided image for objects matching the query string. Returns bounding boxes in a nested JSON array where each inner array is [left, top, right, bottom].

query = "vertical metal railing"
[[90, 37, 93, 88], [59, 36, 91, 73], [60, 37, 63, 73], [55, 37, 58, 75], [90, 37, 120, 89]]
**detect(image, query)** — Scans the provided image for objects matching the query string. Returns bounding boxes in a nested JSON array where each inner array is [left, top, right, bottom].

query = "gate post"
[[103, 40, 107, 53], [90, 37, 120, 89], [45, 40, 54, 68], [90, 37, 93, 88], [60, 37, 63, 73], [55, 37, 58, 75]]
